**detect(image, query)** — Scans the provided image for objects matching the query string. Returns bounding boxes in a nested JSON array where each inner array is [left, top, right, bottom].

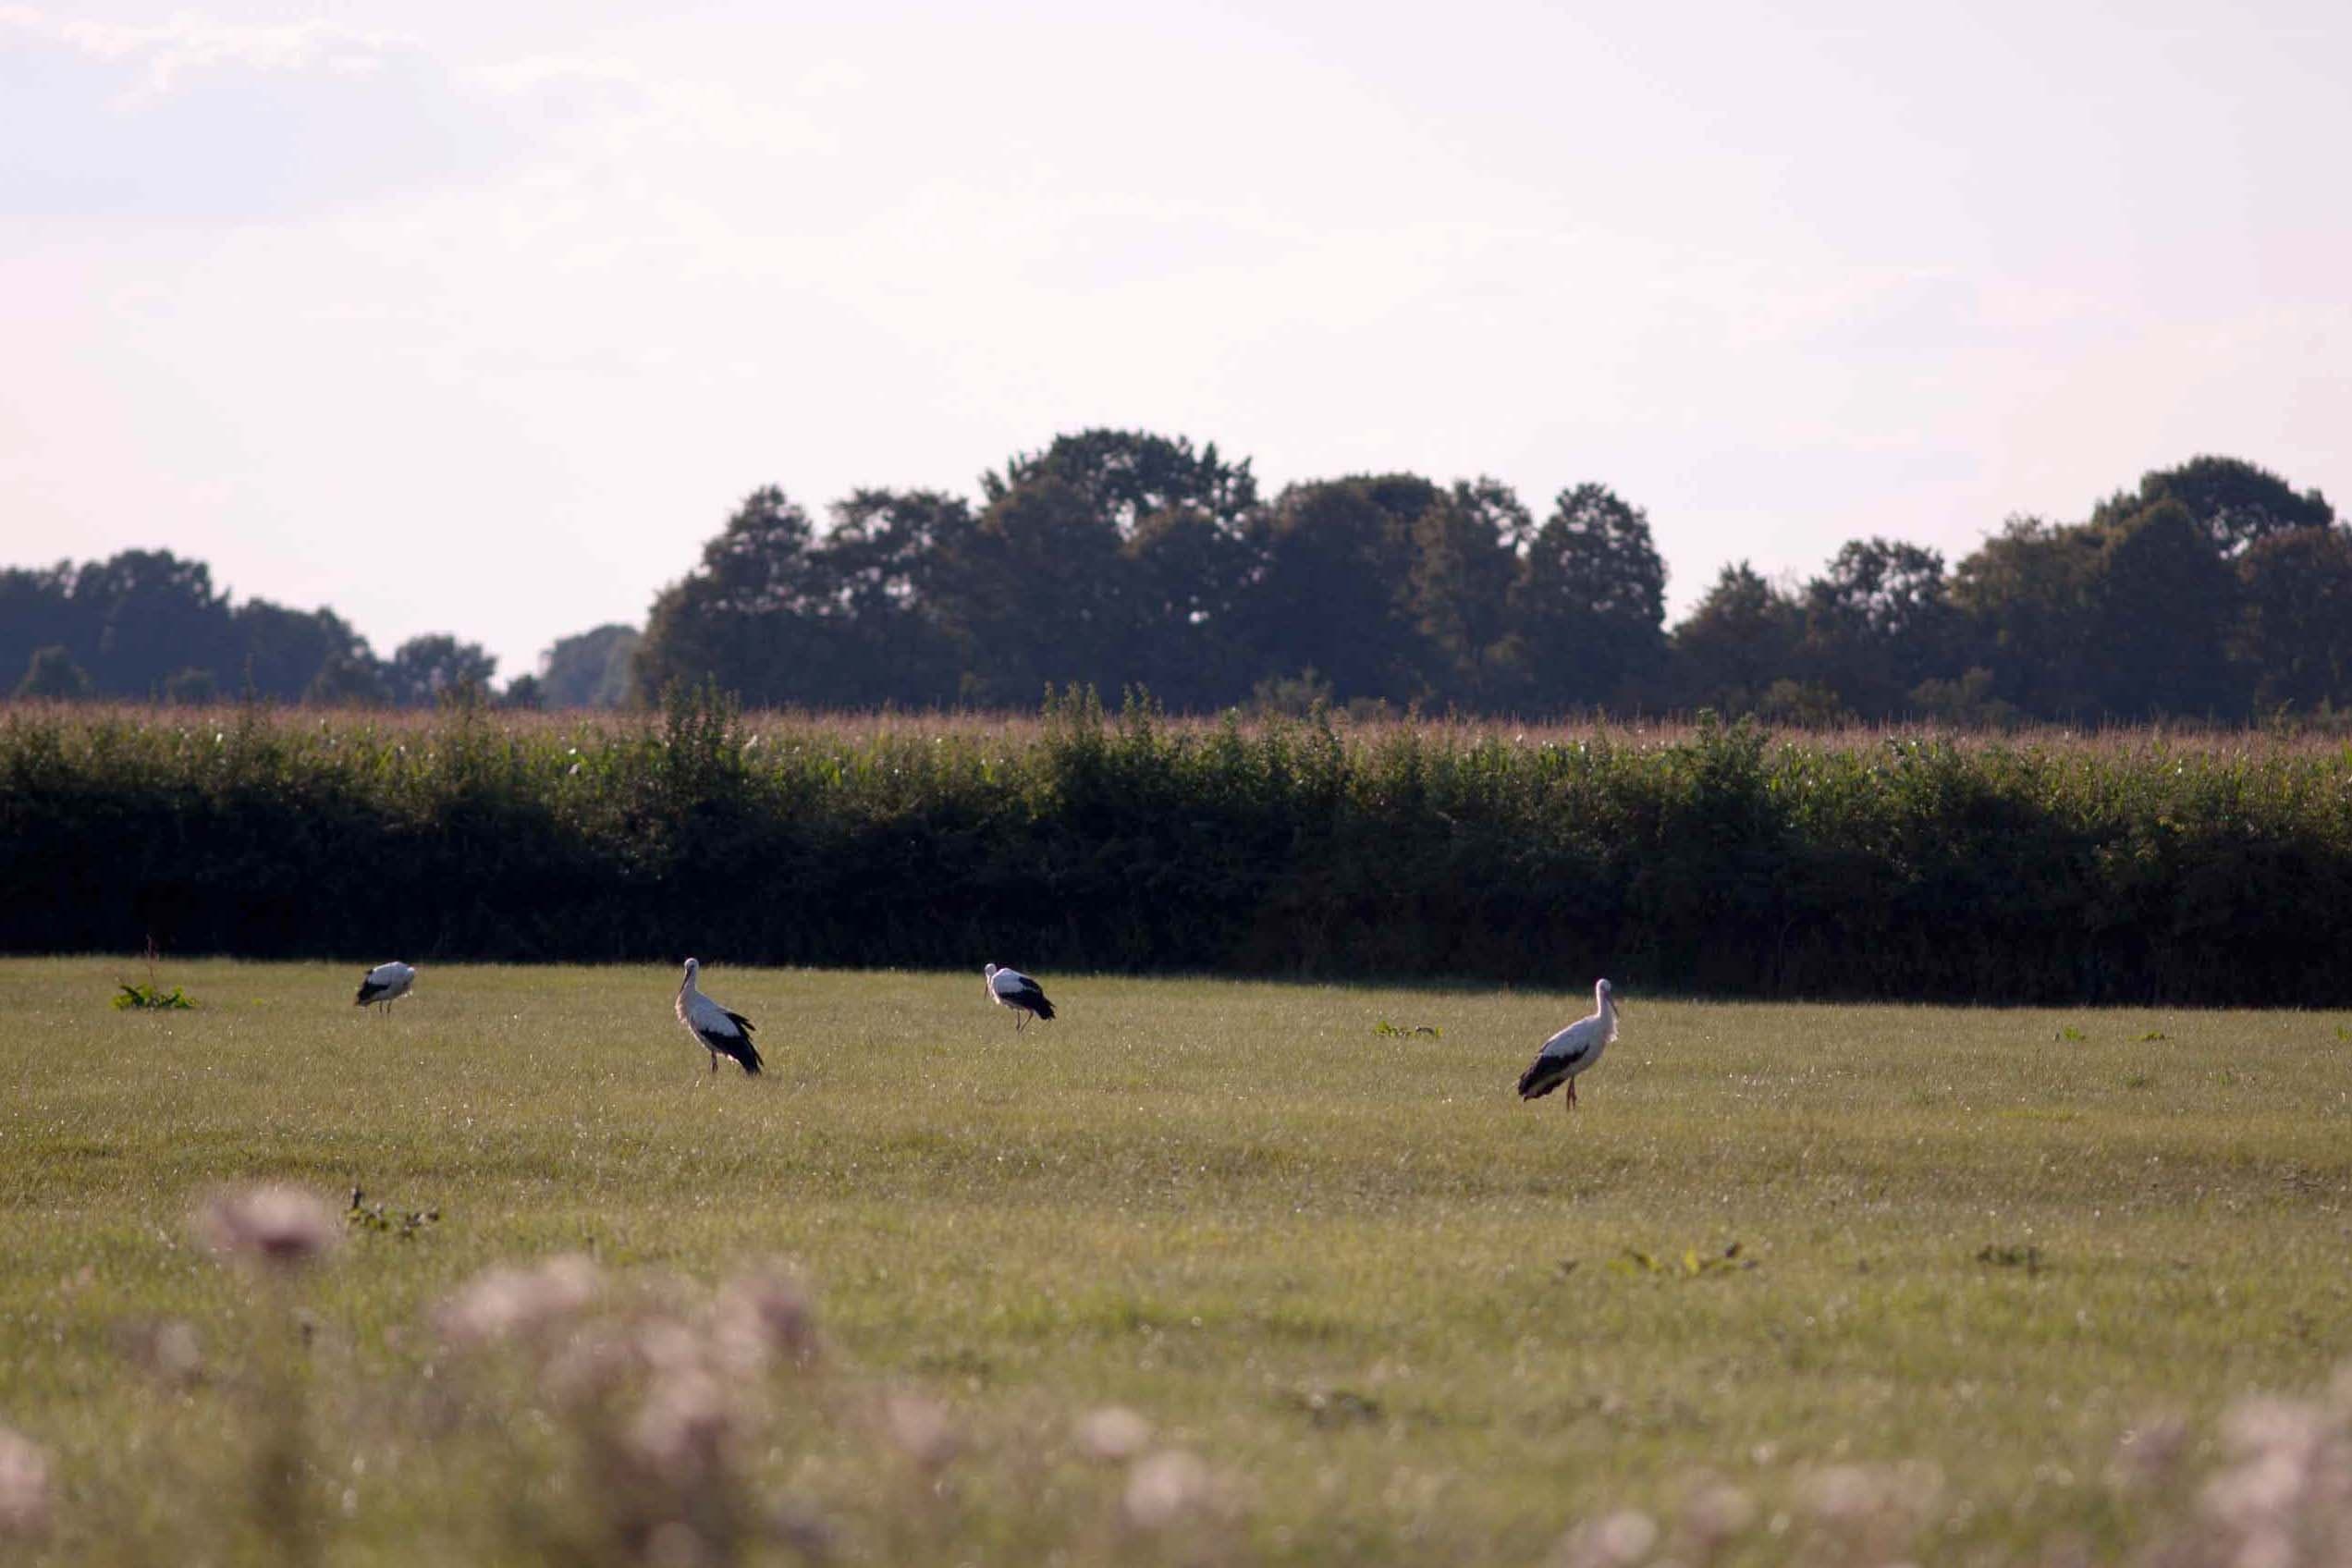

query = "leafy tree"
[[1948, 518, 2104, 717], [928, 475, 1135, 703], [0, 565, 89, 694], [984, 429, 1257, 535], [1797, 539, 1959, 717], [15, 645, 92, 700], [501, 673, 545, 710], [1245, 475, 1442, 704], [72, 550, 240, 695], [539, 624, 643, 709], [1908, 668, 2020, 729], [305, 653, 388, 707], [1501, 483, 1669, 710], [163, 668, 218, 704], [1249, 666, 1335, 716], [805, 489, 971, 705], [2233, 526, 2352, 714], [1121, 502, 1265, 710], [1671, 562, 1803, 714], [1757, 678, 1852, 726], [2092, 456, 2334, 557], [234, 601, 371, 702], [386, 634, 498, 707], [635, 487, 835, 704], [1406, 479, 1525, 706], [2084, 500, 2239, 719]]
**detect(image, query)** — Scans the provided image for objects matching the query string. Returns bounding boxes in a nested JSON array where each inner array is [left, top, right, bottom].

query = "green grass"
[[2, 957, 2349, 1563]]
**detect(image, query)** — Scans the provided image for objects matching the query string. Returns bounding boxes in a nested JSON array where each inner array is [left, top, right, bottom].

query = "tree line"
[[8, 436, 2342, 723], [0, 552, 631, 710]]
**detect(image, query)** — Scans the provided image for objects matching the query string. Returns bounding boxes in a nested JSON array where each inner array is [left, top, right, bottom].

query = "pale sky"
[[4, 0, 2346, 677]]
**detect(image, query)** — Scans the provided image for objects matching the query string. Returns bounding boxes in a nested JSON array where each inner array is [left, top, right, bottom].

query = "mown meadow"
[[7, 694, 2352, 1003], [2, 959, 2348, 1564]]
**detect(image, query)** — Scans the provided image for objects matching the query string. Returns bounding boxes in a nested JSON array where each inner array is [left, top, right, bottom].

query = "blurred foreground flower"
[[2199, 1388, 2352, 1566], [116, 1317, 204, 1388], [882, 1390, 956, 1469], [1671, 1478, 1756, 1559], [435, 1255, 602, 1347], [710, 1268, 818, 1373], [1123, 1450, 1212, 1531], [1075, 1405, 1153, 1463], [0, 1427, 53, 1540], [1553, 1509, 1658, 1568], [627, 1365, 736, 1488], [193, 1185, 341, 1270]]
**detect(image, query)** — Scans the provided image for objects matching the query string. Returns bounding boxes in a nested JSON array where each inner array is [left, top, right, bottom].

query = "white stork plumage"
[[1515, 979, 1620, 1111], [676, 958, 763, 1076], [353, 961, 416, 1014], [982, 964, 1056, 1031]]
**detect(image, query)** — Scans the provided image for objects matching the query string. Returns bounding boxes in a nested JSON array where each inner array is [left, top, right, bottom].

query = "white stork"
[[1515, 979, 1620, 1111], [675, 958, 763, 1076], [982, 964, 1057, 1031], [353, 962, 416, 1015]]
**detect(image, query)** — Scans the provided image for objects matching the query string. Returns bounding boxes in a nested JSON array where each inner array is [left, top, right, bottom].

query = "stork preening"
[[1516, 979, 1620, 1111], [675, 958, 763, 1076], [983, 964, 1056, 1031], [353, 962, 416, 1015]]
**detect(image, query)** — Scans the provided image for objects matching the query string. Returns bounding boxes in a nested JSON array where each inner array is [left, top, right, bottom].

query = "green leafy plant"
[[113, 938, 194, 1011], [1611, 1242, 1756, 1279], [345, 1186, 441, 1239], [113, 983, 194, 1011]]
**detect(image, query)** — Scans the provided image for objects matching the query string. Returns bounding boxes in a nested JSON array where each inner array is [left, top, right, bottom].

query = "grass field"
[[2, 958, 2349, 1564]]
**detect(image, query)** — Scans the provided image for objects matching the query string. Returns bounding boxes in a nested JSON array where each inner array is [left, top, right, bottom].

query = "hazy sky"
[[4, 1, 2346, 677]]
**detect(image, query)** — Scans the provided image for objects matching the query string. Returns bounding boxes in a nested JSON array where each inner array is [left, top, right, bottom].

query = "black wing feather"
[[1516, 1047, 1583, 1099], [696, 1023, 763, 1074]]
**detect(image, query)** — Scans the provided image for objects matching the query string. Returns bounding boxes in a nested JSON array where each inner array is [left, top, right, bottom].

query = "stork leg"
[[708, 1050, 718, 1075], [1567, 1078, 1578, 1111]]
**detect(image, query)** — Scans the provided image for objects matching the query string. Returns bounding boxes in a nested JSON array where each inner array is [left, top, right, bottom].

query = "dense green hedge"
[[5, 692, 2350, 1004]]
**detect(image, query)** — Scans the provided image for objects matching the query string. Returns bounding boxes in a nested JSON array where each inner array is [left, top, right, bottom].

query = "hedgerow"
[[4, 690, 2349, 1003]]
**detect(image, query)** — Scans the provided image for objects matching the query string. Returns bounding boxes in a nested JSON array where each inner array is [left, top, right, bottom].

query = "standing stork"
[[1515, 979, 1621, 1111], [982, 964, 1057, 1032], [354, 962, 416, 1015], [675, 958, 763, 1076]]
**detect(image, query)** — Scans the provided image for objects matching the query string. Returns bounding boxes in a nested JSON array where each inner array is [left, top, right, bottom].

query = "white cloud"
[[0, 7, 410, 96]]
